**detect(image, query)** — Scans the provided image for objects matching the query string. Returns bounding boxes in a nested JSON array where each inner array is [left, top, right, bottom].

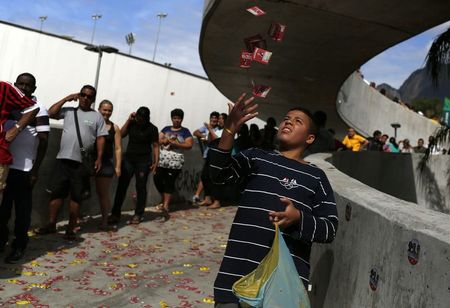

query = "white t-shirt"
[[5, 101, 50, 171]]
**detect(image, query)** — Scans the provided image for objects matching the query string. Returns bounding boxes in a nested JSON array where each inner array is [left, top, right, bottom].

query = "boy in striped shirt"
[[210, 94, 338, 307]]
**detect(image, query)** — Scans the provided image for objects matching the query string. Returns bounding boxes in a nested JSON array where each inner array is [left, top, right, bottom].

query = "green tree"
[[412, 97, 443, 119]]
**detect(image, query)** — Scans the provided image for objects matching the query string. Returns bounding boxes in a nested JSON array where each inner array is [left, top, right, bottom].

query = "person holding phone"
[[108, 107, 159, 225]]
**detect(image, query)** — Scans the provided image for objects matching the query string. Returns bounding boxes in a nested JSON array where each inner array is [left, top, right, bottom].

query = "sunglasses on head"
[[80, 92, 95, 100]]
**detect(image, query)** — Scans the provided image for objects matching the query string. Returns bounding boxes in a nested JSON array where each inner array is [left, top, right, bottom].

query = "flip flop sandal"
[[130, 215, 143, 225]]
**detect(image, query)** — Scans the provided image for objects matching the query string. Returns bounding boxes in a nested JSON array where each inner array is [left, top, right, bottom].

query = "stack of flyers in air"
[[252, 47, 272, 65], [253, 85, 272, 98], [268, 22, 287, 42], [246, 6, 266, 16], [240, 50, 253, 68]]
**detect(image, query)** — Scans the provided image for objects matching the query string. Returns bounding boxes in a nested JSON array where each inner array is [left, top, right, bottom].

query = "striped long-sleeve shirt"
[[209, 146, 338, 303]]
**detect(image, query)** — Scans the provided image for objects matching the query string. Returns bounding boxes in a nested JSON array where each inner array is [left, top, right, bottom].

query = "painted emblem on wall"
[[407, 239, 420, 265], [369, 267, 379, 291]]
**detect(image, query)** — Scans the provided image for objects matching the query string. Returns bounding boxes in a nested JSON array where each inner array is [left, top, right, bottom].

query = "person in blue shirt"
[[154, 108, 193, 220]]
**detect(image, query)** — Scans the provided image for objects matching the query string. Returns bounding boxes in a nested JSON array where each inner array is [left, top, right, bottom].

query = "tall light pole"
[[90, 14, 102, 44], [152, 13, 168, 62], [84, 45, 119, 107], [39, 16, 47, 32], [125, 32, 135, 55]]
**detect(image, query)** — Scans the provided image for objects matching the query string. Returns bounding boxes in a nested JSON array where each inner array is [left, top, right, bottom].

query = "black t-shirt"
[[125, 121, 159, 163], [93, 122, 115, 161]]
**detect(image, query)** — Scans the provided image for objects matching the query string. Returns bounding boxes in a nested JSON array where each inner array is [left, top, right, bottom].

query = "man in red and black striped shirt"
[[0, 81, 39, 190]]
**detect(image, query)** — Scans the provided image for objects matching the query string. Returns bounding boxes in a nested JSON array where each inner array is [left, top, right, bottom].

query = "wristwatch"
[[14, 123, 23, 132]]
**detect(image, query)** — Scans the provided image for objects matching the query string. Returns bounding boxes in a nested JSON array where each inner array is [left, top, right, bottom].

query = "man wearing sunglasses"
[[35, 85, 108, 240]]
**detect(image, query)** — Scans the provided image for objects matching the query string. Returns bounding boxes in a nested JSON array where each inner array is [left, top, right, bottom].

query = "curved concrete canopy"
[[200, 0, 450, 130]]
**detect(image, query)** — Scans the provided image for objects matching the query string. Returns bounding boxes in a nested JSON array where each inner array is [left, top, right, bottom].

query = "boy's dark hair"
[[373, 130, 382, 137], [210, 111, 220, 118], [16, 72, 36, 85], [288, 107, 318, 136], [220, 113, 228, 120], [80, 84, 97, 97], [171, 108, 184, 119]]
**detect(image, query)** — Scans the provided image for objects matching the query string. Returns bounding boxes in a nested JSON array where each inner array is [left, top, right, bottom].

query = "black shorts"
[[96, 158, 114, 178], [46, 159, 91, 203], [153, 167, 181, 194]]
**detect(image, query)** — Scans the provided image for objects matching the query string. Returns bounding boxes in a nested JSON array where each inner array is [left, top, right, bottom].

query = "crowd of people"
[[0, 73, 286, 264], [0, 76, 340, 306], [340, 127, 445, 154], [0, 73, 196, 263]]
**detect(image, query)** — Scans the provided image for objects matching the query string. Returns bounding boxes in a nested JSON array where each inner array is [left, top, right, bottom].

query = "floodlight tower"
[[152, 13, 168, 62], [125, 33, 136, 55]]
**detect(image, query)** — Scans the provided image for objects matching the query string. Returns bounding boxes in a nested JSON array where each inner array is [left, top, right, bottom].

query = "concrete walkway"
[[0, 205, 237, 307]]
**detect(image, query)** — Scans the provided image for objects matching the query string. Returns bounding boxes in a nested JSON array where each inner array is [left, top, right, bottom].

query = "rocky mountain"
[[380, 67, 450, 104], [376, 83, 402, 100]]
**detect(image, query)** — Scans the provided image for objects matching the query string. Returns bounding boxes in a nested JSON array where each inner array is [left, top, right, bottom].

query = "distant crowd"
[[357, 69, 443, 125], [340, 128, 439, 154]]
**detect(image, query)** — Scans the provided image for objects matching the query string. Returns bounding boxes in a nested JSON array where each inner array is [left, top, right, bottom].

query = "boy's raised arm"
[[209, 93, 259, 185]]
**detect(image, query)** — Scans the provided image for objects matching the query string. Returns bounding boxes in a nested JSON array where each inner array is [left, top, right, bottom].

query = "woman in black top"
[[95, 100, 122, 230], [109, 107, 159, 225]]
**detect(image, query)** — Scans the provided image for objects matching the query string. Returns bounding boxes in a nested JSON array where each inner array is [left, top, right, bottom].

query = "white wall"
[[0, 21, 265, 132]]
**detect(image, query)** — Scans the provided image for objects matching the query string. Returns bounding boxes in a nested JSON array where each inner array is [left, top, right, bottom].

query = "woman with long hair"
[[95, 100, 122, 230]]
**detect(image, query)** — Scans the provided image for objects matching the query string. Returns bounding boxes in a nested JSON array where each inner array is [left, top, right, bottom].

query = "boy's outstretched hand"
[[225, 93, 259, 135], [269, 198, 301, 228], [218, 93, 259, 151]]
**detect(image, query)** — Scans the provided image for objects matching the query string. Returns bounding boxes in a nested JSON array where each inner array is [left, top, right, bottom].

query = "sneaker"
[[5, 249, 25, 264]]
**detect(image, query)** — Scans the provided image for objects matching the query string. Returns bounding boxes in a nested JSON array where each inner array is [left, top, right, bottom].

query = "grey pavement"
[[0, 205, 237, 307]]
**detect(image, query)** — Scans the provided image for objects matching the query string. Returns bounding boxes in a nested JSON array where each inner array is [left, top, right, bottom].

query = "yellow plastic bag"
[[232, 224, 311, 308]]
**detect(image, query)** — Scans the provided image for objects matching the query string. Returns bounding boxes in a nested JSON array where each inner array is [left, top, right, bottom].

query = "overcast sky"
[[0, 0, 449, 88]]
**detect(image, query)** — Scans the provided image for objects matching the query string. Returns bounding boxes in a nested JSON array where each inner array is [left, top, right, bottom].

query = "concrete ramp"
[[200, 0, 450, 134], [337, 72, 440, 141]]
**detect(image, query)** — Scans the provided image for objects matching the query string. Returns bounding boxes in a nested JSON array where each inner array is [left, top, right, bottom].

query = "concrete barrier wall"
[[330, 151, 450, 214], [412, 154, 450, 214], [336, 73, 439, 141], [29, 127, 205, 227], [307, 153, 450, 308], [330, 151, 418, 204]]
